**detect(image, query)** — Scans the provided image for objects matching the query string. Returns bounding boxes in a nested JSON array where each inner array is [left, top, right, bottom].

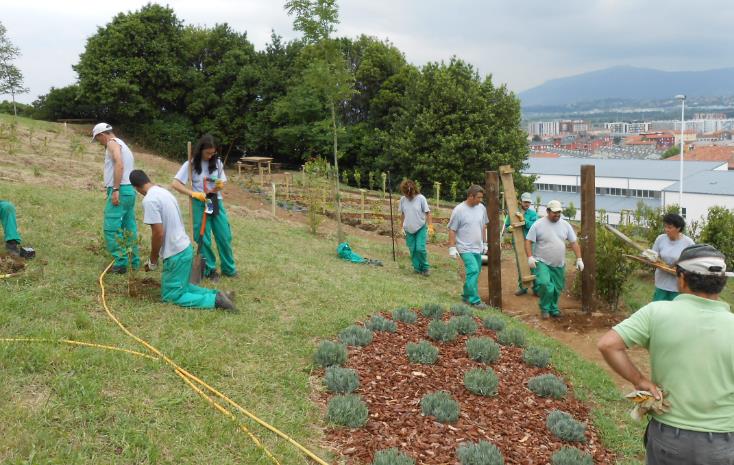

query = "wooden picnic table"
[[236, 156, 274, 185]]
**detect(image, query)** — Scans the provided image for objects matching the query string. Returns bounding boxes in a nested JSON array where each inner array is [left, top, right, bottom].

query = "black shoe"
[[5, 240, 20, 257], [206, 270, 221, 282], [110, 265, 127, 274], [514, 288, 528, 296], [215, 291, 238, 313]]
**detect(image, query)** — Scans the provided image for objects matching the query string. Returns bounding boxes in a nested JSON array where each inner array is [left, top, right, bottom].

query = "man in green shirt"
[[598, 244, 734, 464], [504, 192, 538, 296]]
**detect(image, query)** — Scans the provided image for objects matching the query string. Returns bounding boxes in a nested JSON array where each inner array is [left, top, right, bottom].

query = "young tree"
[[0, 22, 29, 117]]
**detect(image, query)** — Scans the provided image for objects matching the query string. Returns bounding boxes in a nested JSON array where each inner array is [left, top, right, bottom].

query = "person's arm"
[[172, 166, 206, 201], [172, 179, 197, 197], [148, 223, 164, 266], [108, 141, 123, 206], [597, 330, 661, 399], [571, 241, 582, 260], [524, 239, 533, 258], [448, 229, 456, 247]]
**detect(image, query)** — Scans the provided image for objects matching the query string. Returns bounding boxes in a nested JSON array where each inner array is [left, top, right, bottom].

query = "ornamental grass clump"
[[551, 447, 593, 465], [366, 315, 397, 332], [456, 440, 505, 465], [339, 325, 373, 347], [497, 327, 526, 347], [420, 391, 460, 423], [421, 303, 445, 319], [324, 366, 359, 394], [406, 340, 439, 364], [371, 448, 415, 465], [466, 337, 501, 364], [463, 368, 499, 397], [528, 374, 568, 399], [547, 410, 587, 442], [523, 346, 551, 368], [482, 315, 506, 331], [451, 315, 479, 335], [326, 394, 368, 428], [314, 340, 347, 367], [427, 320, 458, 342], [450, 303, 473, 317], [392, 306, 418, 323]]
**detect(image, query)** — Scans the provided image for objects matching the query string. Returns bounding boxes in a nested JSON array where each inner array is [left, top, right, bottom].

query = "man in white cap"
[[524, 200, 583, 318], [91, 122, 140, 273], [598, 244, 734, 464], [504, 192, 538, 295]]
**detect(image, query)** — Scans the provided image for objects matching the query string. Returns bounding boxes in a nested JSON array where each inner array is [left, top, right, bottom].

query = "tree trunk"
[[11, 89, 17, 117], [331, 102, 344, 243]]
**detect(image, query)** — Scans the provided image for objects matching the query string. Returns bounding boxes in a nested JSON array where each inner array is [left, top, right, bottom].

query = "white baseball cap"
[[520, 192, 533, 202], [547, 200, 563, 212], [91, 122, 113, 142]]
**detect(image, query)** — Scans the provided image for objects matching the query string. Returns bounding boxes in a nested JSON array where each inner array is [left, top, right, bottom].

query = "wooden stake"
[[499, 165, 535, 285], [360, 189, 366, 223], [434, 182, 441, 217], [486, 171, 502, 309], [581, 165, 596, 313], [259, 165, 265, 187], [272, 183, 277, 217]]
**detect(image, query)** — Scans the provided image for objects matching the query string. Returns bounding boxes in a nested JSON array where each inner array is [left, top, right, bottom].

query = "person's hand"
[[215, 179, 225, 191], [191, 192, 206, 202], [507, 225, 514, 233], [144, 259, 158, 272], [428, 224, 435, 235], [111, 190, 120, 206], [642, 249, 659, 261], [633, 378, 662, 401], [449, 247, 458, 259], [482, 242, 488, 254], [576, 257, 584, 272], [528, 256, 537, 269]]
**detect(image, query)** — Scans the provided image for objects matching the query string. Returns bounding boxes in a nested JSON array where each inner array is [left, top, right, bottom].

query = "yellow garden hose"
[[0, 337, 159, 361]]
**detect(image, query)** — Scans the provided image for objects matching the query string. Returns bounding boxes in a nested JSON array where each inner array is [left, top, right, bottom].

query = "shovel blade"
[[190, 255, 205, 284]]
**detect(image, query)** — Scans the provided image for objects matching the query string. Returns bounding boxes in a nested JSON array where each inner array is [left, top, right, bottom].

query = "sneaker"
[[514, 288, 528, 296], [110, 265, 127, 274], [471, 302, 489, 310], [421, 269, 431, 277], [541, 312, 549, 319], [206, 270, 221, 282], [215, 292, 238, 313]]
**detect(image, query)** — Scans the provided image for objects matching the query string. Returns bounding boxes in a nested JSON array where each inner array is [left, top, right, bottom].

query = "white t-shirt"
[[104, 137, 135, 187], [652, 233, 695, 291], [174, 159, 227, 199], [526, 217, 577, 267], [448, 201, 488, 254], [142, 186, 191, 260], [399, 194, 430, 234]]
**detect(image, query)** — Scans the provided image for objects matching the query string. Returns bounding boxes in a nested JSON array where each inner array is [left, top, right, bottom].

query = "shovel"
[[187, 141, 206, 284]]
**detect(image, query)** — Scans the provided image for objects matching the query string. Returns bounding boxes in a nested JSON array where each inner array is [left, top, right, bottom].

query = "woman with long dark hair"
[[399, 179, 433, 275], [172, 134, 237, 280]]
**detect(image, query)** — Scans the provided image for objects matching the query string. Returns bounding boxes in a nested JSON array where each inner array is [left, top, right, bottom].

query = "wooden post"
[[272, 183, 277, 217], [259, 165, 265, 188], [360, 189, 366, 223], [434, 182, 441, 216], [486, 171, 502, 309], [285, 173, 291, 201], [581, 165, 596, 313], [499, 165, 535, 287]]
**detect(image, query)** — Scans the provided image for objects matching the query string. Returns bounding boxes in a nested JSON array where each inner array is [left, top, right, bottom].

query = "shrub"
[[699, 206, 734, 269], [528, 374, 567, 399], [365, 315, 397, 333], [463, 368, 499, 397], [420, 391, 460, 423], [406, 340, 439, 364], [551, 447, 593, 465], [392, 307, 418, 323], [427, 320, 458, 342], [339, 325, 373, 347], [372, 448, 415, 465], [326, 394, 368, 428], [482, 315, 506, 331], [422, 303, 445, 319], [466, 337, 501, 364], [324, 366, 359, 394], [594, 222, 640, 310], [450, 303, 474, 317], [497, 327, 526, 347], [523, 346, 551, 368], [456, 440, 505, 465], [314, 341, 347, 367], [546, 410, 587, 443], [451, 315, 479, 335]]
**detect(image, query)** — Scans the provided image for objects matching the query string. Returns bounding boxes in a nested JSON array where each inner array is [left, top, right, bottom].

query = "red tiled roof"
[[529, 152, 561, 158], [667, 146, 734, 168]]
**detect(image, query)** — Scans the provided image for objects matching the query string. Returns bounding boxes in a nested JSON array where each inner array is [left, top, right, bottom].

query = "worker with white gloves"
[[524, 200, 583, 318], [448, 185, 489, 309]]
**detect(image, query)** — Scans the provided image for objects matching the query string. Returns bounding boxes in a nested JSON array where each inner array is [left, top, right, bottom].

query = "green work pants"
[[405, 225, 429, 273], [192, 198, 236, 277], [161, 245, 218, 309], [460, 252, 483, 305], [534, 261, 565, 316], [0, 201, 21, 243], [653, 288, 679, 302], [103, 185, 140, 269]]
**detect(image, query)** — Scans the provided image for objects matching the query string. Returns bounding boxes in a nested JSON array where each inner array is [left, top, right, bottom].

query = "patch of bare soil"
[[320, 312, 616, 465], [0, 253, 25, 275]]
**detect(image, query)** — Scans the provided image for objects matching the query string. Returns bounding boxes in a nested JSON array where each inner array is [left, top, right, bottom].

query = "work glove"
[[482, 242, 488, 254], [428, 224, 435, 235], [528, 256, 537, 269], [507, 225, 514, 233], [625, 390, 671, 422], [576, 258, 584, 272], [449, 247, 459, 259], [641, 249, 659, 262], [144, 259, 158, 272], [191, 192, 206, 202], [215, 179, 225, 190]]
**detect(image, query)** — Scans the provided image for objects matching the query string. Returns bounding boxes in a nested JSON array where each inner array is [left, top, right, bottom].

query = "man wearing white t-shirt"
[[128, 170, 235, 311]]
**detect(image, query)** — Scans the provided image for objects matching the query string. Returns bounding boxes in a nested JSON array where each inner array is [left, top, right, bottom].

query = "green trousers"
[[535, 261, 565, 316], [104, 185, 140, 269], [653, 288, 679, 302], [0, 201, 21, 243], [405, 225, 429, 272], [192, 198, 236, 277], [460, 252, 483, 305], [162, 245, 218, 309]]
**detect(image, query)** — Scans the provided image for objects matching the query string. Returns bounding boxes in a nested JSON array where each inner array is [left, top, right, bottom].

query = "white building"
[[527, 121, 560, 137], [605, 122, 650, 135], [662, 170, 734, 222]]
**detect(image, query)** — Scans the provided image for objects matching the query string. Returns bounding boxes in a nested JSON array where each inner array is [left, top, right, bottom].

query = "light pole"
[[675, 94, 686, 211]]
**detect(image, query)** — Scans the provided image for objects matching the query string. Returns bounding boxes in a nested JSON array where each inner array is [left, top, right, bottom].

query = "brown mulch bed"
[[318, 311, 616, 465]]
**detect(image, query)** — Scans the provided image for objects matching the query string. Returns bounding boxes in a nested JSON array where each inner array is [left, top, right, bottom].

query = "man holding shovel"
[[128, 170, 236, 312]]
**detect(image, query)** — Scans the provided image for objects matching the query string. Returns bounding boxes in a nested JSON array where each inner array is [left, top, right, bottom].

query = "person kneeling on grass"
[[0, 200, 35, 259], [399, 179, 432, 276], [128, 170, 236, 312]]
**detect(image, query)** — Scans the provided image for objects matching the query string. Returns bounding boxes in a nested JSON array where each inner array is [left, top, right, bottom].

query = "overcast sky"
[[4, 0, 734, 103]]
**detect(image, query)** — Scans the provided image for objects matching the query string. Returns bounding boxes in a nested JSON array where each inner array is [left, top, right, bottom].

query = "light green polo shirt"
[[613, 294, 734, 432]]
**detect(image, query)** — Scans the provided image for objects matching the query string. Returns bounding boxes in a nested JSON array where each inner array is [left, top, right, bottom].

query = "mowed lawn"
[[1, 119, 644, 464]]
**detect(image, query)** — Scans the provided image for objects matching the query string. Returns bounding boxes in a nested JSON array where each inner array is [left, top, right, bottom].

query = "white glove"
[[449, 247, 458, 259], [527, 256, 537, 269], [482, 242, 488, 254], [576, 257, 584, 272], [145, 259, 158, 272], [642, 249, 659, 261]]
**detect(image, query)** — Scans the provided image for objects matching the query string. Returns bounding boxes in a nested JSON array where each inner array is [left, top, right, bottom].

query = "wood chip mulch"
[[317, 312, 617, 465]]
